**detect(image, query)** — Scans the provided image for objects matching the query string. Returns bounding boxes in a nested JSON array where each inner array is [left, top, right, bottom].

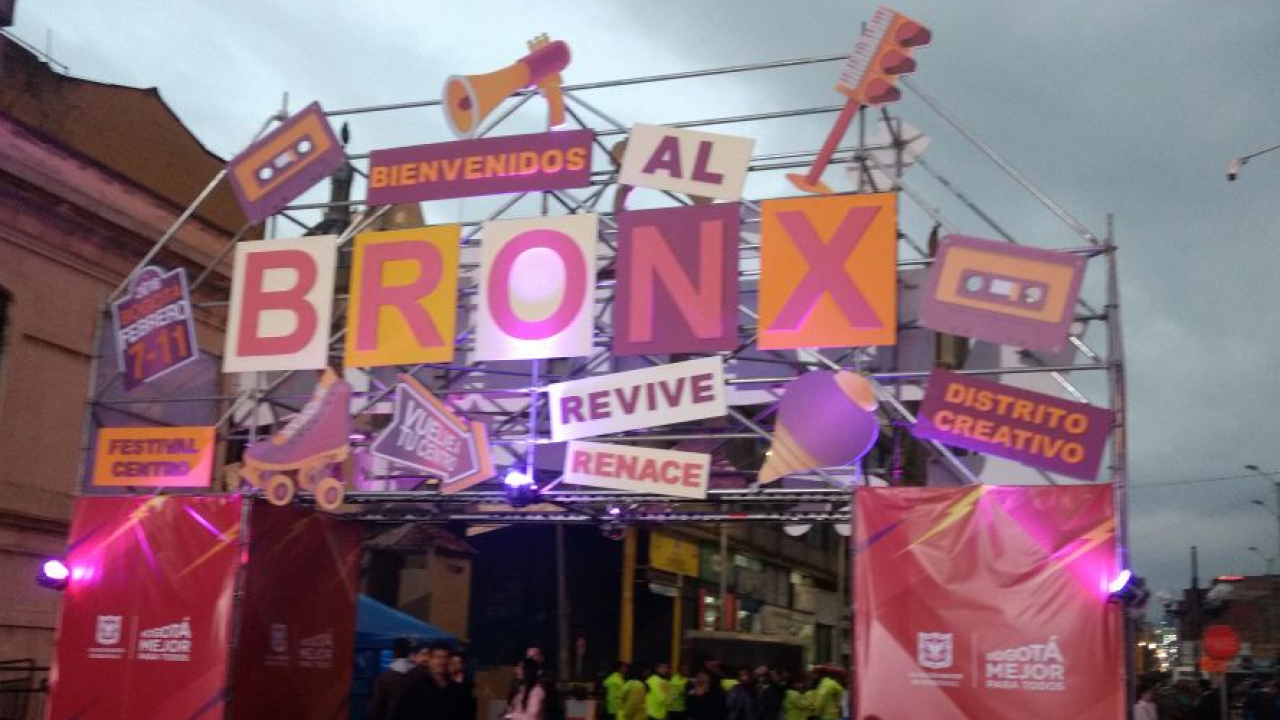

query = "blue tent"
[[351, 595, 457, 720], [355, 594, 457, 647]]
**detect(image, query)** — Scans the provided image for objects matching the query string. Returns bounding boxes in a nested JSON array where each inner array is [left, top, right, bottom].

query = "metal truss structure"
[[79, 51, 1128, 554]]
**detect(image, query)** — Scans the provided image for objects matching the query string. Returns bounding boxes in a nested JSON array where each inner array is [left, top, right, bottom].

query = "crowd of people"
[[1135, 675, 1280, 720], [367, 640, 848, 720], [602, 660, 847, 720], [367, 639, 478, 720]]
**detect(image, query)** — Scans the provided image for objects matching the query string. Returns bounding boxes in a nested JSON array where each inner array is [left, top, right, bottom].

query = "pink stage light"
[[37, 558, 70, 590]]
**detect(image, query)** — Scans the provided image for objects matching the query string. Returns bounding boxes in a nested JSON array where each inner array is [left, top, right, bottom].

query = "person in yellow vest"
[[783, 673, 813, 720], [801, 673, 820, 720], [604, 661, 629, 720], [668, 661, 690, 720], [620, 665, 649, 720], [814, 670, 842, 720], [646, 663, 673, 720]]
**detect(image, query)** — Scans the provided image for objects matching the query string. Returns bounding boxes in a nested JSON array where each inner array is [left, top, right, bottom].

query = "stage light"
[[601, 522, 627, 541], [1107, 569, 1131, 594], [37, 558, 70, 590], [503, 467, 539, 508], [607, 505, 622, 517]]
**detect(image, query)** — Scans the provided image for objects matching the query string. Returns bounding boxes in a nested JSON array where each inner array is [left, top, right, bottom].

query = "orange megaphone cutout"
[[443, 34, 571, 138]]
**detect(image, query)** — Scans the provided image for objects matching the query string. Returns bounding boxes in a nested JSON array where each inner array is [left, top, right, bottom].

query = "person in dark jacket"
[[368, 638, 425, 720], [726, 669, 757, 720], [451, 651, 478, 720], [687, 668, 727, 720], [402, 641, 464, 720]]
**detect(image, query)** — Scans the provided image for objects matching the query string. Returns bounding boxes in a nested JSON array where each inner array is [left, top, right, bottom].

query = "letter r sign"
[[758, 193, 897, 349]]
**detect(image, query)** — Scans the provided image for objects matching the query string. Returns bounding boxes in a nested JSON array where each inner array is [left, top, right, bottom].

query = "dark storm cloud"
[[14, 0, 1280, 596]]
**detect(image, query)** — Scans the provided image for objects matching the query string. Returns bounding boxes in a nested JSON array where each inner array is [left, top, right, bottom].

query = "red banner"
[[853, 486, 1123, 720], [48, 496, 243, 720], [226, 502, 362, 720]]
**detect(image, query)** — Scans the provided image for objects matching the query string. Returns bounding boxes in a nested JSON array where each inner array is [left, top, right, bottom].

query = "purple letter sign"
[[614, 204, 740, 356], [912, 368, 1113, 481], [366, 130, 593, 205], [226, 102, 346, 224], [111, 266, 199, 390]]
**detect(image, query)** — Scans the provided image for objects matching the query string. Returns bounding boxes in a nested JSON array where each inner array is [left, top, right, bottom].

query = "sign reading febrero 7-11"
[[111, 266, 199, 389]]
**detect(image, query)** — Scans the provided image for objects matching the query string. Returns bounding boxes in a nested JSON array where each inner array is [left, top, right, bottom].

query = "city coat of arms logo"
[[96, 615, 123, 646], [917, 631, 954, 670]]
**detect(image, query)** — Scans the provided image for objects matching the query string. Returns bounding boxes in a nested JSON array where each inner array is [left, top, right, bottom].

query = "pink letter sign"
[[618, 124, 754, 201], [224, 236, 336, 372], [344, 226, 461, 368], [476, 214, 598, 361], [548, 356, 727, 442], [614, 204, 740, 356], [758, 193, 897, 349], [565, 441, 711, 499]]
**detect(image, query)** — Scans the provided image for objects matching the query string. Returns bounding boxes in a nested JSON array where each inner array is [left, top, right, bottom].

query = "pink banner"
[[48, 496, 242, 720], [854, 485, 1124, 720]]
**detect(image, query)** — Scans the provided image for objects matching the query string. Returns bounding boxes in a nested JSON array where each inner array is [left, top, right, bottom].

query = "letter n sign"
[[614, 204, 740, 356], [224, 236, 337, 372], [476, 213, 598, 361], [758, 193, 897, 349]]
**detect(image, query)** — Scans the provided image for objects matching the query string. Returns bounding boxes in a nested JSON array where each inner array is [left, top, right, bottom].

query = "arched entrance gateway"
[[47, 9, 1133, 720]]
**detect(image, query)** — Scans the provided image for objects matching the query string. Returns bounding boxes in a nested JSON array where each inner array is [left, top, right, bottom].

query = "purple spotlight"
[[1107, 569, 1131, 594], [504, 468, 535, 488], [607, 505, 622, 517], [37, 557, 70, 590], [42, 559, 69, 581]]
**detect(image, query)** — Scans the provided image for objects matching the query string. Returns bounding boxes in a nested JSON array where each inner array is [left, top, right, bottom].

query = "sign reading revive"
[[91, 426, 216, 487], [367, 130, 593, 205], [912, 368, 1113, 480], [548, 356, 727, 442], [111, 266, 199, 389], [565, 441, 711, 499]]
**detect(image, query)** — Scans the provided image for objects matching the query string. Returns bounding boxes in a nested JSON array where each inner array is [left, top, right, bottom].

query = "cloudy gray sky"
[[14, 0, 1280, 603]]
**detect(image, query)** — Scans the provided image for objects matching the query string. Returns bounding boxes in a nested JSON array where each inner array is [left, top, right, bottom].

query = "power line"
[[1130, 472, 1271, 491]]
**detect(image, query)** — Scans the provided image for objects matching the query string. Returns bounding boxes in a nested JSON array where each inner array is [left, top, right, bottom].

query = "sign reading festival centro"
[[91, 426, 216, 488], [366, 129, 593, 204], [912, 368, 1113, 480]]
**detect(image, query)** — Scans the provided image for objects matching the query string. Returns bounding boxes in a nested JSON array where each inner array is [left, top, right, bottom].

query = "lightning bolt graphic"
[[1048, 517, 1115, 572], [94, 496, 167, 554], [895, 489, 984, 556], [176, 525, 240, 579]]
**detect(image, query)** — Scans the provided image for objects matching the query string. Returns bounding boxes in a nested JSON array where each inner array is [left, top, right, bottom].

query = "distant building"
[[0, 32, 246, 662]]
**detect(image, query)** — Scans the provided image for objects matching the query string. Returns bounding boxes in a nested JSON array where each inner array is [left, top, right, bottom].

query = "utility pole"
[[1190, 546, 1201, 679]]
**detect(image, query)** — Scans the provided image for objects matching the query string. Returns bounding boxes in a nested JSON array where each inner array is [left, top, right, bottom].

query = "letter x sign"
[[758, 193, 897, 349]]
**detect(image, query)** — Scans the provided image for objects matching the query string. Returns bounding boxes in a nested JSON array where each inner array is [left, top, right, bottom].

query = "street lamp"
[[1227, 143, 1280, 181], [1246, 465, 1280, 655]]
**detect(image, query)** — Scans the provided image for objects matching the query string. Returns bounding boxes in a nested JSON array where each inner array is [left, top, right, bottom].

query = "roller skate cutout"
[[240, 368, 352, 511]]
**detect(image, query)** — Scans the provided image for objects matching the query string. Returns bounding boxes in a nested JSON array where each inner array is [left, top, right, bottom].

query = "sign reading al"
[[369, 376, 494, 493]]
